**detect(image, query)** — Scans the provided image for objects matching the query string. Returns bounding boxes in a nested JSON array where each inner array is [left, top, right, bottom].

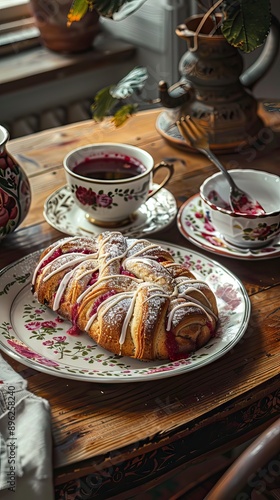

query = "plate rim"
[[0, 241, 251, 383], [177, 193, 280, 261]]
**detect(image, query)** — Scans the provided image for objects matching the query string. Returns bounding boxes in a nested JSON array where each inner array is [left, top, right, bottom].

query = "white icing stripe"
[[73, 265, 99, 303], [127, 243, 159, 257], [76, 267, 99, 281], [98, 238, 162, 275], [166, 301, 209, 331], [176, 282, 218, 320], [176, 278, 206, 285], [76, 274, 142, 304], [141, 284, 170, 304], [32, 237, 74, 285], [53, 270, 74, 311], [85, 292, 134, 331], [142, 292, 170, 305], [171, 285, 178, 297], [42, 255, 97, 282], [119, 282, 166, 345], [122, 256, 157, 270], [98, 233, 128, 272], [179, 293, 218, 321], [91, 274, 142, 286], [119, 283, 150, 344], [179, 285, 204, 295], [100, 251, 128, 272], [85, 281, 166, 346], [119, 293, 137, 345], [85, 312, 98, 331]]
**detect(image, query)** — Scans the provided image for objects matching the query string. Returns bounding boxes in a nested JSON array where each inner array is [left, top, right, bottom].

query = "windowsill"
[[0, 32, 136, 94]]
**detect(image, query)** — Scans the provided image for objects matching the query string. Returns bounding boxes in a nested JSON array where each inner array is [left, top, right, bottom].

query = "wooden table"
[[1, 107, 280, 499]]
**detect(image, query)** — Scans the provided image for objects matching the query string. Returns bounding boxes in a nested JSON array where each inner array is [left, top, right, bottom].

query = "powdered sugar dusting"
[[33, 232, 219, 360]]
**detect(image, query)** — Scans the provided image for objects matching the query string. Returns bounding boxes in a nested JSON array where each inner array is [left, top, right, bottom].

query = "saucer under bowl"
[[177, 193, 280, 260]]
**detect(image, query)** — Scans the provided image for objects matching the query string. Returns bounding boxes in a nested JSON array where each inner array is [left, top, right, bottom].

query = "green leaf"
[[94, 0, 147, 20], [221, 0, 271, 53], [91, 86, 118, 122], [112, 104, 138, 126], [68, 0, 147, 23], [67, 0, 94, 25]]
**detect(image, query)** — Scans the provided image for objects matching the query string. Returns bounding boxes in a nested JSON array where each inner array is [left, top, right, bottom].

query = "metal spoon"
[[177, 116, 266, 215]]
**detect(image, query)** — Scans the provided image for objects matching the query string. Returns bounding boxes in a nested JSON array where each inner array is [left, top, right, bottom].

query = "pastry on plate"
[[32, 231, 219, 361]]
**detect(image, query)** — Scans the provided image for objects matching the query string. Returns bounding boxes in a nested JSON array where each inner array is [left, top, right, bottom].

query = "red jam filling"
[[165, 329, 190, 361], [78, 248, 96, 255], [88, 271, 99, 285], [40, 249, 62, 271], [120, 267, 135, 278], [90, 290, 117, 316], [67, 324, 83, 336], [71, 303, 79, 327], [166, 329, 178, 361], [207, 320, 217, 338], [66, 288, 117, 337], [40, 247, 95, 272], [157, 257, 166, 263]]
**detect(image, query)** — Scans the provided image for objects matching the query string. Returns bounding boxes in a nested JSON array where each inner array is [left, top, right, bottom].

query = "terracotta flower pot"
[[29, 0, 101, 53]]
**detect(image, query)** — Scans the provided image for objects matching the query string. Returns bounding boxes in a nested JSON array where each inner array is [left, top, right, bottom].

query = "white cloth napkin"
[[0, 355, 54, 499]]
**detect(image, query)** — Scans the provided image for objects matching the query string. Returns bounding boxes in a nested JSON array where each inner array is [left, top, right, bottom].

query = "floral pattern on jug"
[[0, 126, 31, 239]]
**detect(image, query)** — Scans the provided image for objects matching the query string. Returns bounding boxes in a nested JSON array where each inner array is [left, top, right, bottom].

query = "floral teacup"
[[63, 143, 173, 226]]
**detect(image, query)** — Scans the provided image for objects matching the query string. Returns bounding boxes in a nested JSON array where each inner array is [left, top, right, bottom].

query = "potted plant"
[[28, 0, 101, 53], [68, 0, 279, 140]]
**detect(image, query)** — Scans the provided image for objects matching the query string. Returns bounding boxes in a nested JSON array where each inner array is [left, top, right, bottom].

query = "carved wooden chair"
[[204, 417, 280, 500]]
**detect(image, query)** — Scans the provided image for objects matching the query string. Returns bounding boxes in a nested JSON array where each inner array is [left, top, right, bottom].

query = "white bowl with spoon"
[[200, 169, 280, 249]]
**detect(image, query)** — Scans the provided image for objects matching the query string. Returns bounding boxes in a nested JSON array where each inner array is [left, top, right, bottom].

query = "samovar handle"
[[241, 15, 280, 89]]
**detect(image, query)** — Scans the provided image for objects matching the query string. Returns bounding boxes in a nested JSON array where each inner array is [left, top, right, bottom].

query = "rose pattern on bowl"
[[233, 221, 279, 242], [206, 209, 279, 244], [71, 180, 150, 212], [0, 126, 31, 239], [206, 190, 280, 243]]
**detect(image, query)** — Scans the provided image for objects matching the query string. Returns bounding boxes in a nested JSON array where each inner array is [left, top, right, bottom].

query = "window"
[[0, 0, 30, 23], [0, 0, 38, 55]]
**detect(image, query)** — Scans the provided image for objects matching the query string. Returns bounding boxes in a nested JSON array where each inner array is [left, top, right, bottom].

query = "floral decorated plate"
[[178, 194, 280, 260], [0, 241, 250, 382], [44, 185, 177, 238]]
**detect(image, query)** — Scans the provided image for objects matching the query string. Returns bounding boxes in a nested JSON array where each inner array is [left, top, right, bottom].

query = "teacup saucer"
[[44, 184, 177, 238], [177, 194, 280, 260]]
